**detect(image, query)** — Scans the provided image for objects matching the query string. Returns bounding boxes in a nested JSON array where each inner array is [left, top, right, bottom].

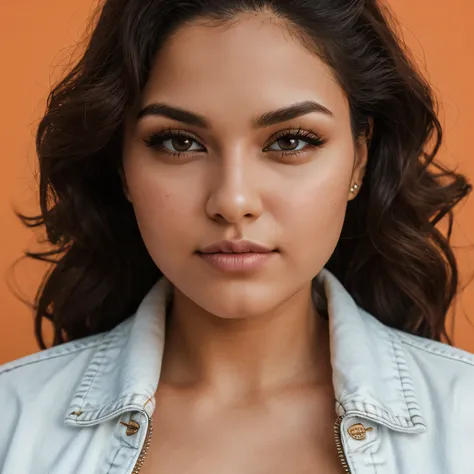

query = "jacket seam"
[[0, 339, 105, 376], [371, 450, 378, 474], [343, 423, 357, 473], [399, 338, 474, 368], [388, 330, 411, 420], [106, 444, 122, 474], [75, 333, 117, 414]]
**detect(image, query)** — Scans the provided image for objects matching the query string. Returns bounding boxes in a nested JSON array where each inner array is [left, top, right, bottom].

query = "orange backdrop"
[[1, 1, 473, 364]]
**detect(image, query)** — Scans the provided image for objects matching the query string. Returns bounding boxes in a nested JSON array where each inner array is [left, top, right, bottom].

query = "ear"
[[348, 118, 373, 201], [118, 166, 132, 203]]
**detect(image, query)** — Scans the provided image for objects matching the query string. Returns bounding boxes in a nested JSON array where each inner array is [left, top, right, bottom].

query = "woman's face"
[[122, 14, 368, 319]]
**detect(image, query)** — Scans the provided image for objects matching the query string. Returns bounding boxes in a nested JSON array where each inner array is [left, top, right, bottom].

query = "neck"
[[159, 281, 333, 401]]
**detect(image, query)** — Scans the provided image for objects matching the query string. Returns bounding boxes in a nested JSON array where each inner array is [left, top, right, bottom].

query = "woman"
[[1, 0, 473, 472]]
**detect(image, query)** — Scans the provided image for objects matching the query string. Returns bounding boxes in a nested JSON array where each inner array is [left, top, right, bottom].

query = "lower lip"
[[197, 251, 277, 272]]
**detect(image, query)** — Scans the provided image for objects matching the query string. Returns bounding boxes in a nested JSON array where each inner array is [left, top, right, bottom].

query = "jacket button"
[[120, 419, 140, 436], [347, 423, 373, 440]]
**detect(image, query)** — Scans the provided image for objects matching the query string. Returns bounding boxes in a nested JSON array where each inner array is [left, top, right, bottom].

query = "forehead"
[[140, 15, 349, 127]]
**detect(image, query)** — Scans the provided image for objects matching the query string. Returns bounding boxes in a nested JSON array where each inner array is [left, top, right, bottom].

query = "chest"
[[138, 393, 347, 474]]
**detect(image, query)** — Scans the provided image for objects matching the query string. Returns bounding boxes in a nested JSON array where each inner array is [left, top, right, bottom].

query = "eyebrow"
[[137, 100, 334, 129]]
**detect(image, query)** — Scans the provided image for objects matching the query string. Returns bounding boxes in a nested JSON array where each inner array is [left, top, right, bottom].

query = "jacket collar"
[[64, 269, 426, 433]]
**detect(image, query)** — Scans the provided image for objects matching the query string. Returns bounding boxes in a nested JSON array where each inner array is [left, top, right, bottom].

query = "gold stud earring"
[[350, 183, 359, 193]]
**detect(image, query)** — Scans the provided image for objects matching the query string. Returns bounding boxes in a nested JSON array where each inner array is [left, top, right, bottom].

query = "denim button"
[[348, 422, 373, 440]]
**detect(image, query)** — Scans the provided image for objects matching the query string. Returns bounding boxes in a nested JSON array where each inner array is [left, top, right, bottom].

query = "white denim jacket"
[[1, 268, 474, 474]]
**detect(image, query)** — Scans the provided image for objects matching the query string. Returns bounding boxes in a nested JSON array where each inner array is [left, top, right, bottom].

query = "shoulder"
[[388, 327, 474, 445], [0, 331, 106, 388], [393, 327, 474, 369], [0, 330, 112, 454], [390, 327, 474, 395]]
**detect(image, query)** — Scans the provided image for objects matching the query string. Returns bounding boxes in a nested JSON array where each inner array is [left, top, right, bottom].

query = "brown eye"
[[143, 129, 205, 157], [264, 129, 326, 156], [276, 137, 300, 151], [170, 137, 194, 152]]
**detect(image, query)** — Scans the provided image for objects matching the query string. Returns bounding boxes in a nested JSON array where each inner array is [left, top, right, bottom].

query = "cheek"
[[126, 169, 199, 267], [274, 169, 350, 266]]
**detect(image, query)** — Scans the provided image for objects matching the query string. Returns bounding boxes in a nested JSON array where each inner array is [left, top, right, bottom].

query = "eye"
[[143, 126, 327, 160], [143, 128, 204, 157], [263, 128, 326, 158]]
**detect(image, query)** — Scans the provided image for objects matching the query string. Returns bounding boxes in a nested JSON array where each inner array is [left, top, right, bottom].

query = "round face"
[[122, 13, 367, 320]]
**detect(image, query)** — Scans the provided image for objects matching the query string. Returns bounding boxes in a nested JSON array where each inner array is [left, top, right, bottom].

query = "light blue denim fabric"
[[1, 268, 473, 473]]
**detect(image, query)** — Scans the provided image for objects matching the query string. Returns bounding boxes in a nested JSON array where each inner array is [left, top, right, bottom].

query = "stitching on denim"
[[400, 338, 474, 368], [105, 443, 123, 474], [110, 413, 146, 474], [390, 332, 411, 420], [76, 333, 117, 412], [371, 450, 378, 474], [344, 431, 357, 473], [0, 339, 104, 376]]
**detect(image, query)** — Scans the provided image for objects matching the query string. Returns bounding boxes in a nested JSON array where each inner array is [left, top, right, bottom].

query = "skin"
[[121, 11, 369, 473]]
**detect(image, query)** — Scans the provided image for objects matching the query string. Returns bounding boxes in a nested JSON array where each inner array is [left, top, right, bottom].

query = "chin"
[[189, 278, 282, 320], [200, 299, 275, 320]]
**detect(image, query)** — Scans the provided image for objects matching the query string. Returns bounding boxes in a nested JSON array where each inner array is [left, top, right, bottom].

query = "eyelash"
[[142, 126, 327, 160]]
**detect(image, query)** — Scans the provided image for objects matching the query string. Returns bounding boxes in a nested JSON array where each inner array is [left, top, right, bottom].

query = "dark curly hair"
[[14, 0, 472, 350]]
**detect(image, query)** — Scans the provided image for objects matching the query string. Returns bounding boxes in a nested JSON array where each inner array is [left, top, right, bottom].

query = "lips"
[[196, 240, 277, 272], [198, 240, 274, 254]]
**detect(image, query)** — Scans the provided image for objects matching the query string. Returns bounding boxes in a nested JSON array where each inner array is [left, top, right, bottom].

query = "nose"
[[205, 154, 263, 225]]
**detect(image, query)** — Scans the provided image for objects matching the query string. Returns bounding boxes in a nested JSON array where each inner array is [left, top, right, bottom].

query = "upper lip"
[[198, 240, 274, 254]]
